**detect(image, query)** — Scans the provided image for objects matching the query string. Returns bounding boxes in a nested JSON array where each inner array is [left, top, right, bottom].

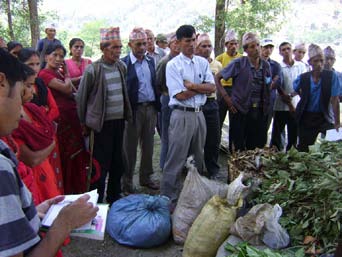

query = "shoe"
[[140, 180, 160, 190]]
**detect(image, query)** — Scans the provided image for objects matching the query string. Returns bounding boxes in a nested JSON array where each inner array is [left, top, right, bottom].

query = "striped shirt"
[[103, 63, 124, 121], [0, 140, 40, 256]]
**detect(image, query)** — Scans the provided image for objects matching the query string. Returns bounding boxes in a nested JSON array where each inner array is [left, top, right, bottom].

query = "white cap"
[[260, 38, 274, 47]]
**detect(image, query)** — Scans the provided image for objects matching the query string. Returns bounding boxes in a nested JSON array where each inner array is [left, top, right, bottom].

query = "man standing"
[[260, 38, 283, 134], [156, 33, 169, 54], [295, 44, 340, 152], [195, 33, 222, 179], [161, 25, 215, 206], [145, 29, 165, 66], [293, 42, 310, 72], [215, 30, 242, 129], [215, 32, 272, 152], [323, 46, 342, 94], [156, 32, 180, 170], [77, 27, 132, 204], [270, 42, 306, 151], [121, 28, 160, 193], [36, 23, 61, 69]]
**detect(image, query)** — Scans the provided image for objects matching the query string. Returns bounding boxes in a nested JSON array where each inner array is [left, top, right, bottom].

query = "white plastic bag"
[[230, 203, 290, 249], [216, 235, 243, 257], [226, 173, 251, 206], [172, 156, 228, 244], [215, 235, 270, 257], [230, 203, 273, 245], [262, 204, 290, 249]]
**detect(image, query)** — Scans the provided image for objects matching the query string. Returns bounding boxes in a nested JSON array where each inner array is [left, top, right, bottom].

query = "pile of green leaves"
[[225, 242, 305, 257], [253, 142, 342, 253]]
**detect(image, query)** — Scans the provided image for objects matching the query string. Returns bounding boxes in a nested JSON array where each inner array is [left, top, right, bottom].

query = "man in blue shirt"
[[36, 23, 61, 69], [160, 25, 215, 208], [215, 32, 272, 152], [294, 44, 340, 152], [121, 28, 160, 193], [260, 38, 283, 135], [323, 46, 342, 96]]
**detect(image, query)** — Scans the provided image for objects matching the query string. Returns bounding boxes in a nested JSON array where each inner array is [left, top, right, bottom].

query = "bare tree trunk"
[[5, 0, 15, 40], [28, 0, 40, 47], [214, 0, 227, 56]]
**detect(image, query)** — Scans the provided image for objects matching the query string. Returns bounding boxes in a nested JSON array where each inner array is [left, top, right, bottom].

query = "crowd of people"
[[0, 22, 341, 256]]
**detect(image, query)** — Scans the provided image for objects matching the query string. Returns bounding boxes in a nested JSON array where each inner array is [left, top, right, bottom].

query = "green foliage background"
[[1, 0, 342, 60]]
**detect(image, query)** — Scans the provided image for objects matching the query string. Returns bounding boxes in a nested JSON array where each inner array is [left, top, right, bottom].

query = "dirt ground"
[[62, 135, 229, 257]]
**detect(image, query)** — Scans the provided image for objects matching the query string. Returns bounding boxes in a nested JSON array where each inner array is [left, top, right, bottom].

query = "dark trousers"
[[203, 98, 220, 177], [159, 95, 172, 169], [218, 87, 233, 129], [270, 111, 297, 151], [90, 119, 125, 204], [229, 108, 268, 151], [298, 112, 333, 152], [218, 87, 233, 151]]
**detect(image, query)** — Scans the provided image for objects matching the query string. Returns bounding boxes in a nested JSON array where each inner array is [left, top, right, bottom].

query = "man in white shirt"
[[293, 42, 310, 72], [271, 41, 306, 151], [160, 25, 215, 208]]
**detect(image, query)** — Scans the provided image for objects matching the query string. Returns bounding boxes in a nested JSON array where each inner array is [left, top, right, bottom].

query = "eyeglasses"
[[200, 44, 212, 48]]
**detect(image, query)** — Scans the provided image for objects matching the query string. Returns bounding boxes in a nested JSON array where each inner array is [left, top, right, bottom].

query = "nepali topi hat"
[[100, 27, 120, 43], [129, 27, 147, 41]]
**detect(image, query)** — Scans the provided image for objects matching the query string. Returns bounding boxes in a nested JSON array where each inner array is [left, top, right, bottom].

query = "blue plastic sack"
[[106, 194, 171, 248]]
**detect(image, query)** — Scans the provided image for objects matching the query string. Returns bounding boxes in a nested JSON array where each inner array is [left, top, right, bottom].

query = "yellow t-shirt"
[[216, 52, 242, 87]]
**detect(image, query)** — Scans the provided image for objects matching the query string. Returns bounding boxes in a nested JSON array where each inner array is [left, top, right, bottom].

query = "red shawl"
[[12, 103, 55, 151], [0, 135, 41, 205]]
